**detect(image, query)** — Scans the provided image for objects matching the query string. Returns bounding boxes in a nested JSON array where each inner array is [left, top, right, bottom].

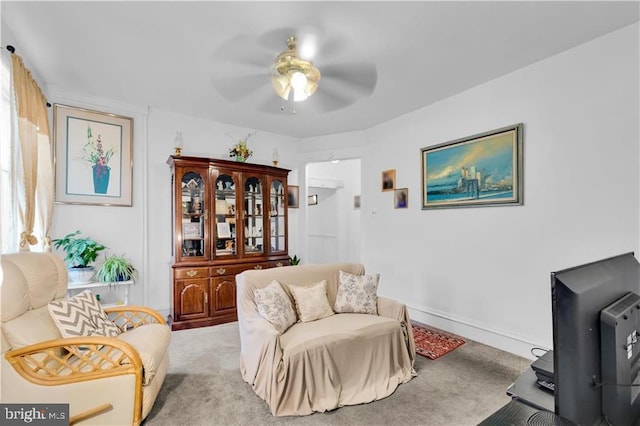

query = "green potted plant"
[[97, 254, 137, 283], [52, 230, 106, 284], [289, 255, 301, 266]]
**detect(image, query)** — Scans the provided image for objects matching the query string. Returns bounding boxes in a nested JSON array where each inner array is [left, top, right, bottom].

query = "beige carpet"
[[144, 321, 531, 426]]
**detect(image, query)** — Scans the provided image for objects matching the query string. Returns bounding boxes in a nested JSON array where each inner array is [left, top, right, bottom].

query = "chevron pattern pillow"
[[48, 290, 121, 338]]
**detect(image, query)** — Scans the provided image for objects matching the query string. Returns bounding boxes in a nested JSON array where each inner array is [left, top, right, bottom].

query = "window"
[[0, 52, 17, 253]]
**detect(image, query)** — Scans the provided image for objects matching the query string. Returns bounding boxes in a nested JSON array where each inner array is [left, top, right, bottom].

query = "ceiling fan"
[[211, 29, 378, 114], [270, 36, 321, 103]]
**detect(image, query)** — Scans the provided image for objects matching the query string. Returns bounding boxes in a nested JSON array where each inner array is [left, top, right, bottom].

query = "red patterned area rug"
[[412, 323, 466, 360]]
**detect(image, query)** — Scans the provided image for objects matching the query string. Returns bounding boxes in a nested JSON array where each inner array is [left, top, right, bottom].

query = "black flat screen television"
[[551, 252, 640, 425]]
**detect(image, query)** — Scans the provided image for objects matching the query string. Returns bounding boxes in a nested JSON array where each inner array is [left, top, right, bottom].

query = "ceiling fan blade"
[[257, 93, 286, 114], [309, 85, 359, 113], [257, 27, 300, 51], [320, 62, 378, 96], [314, 36, 344, 59], [213, 34, 273, 68], [211, 73, 269, 102], [258, 26, 344, 61]]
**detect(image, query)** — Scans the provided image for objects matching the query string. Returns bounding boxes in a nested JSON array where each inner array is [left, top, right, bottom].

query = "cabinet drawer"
[[175, 267, 209, 279], [269, 260, 289, 268], [210, 263, 271, 277]]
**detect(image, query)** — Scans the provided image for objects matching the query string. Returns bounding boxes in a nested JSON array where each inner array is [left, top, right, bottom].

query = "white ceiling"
[[2, 1, 639, 138]]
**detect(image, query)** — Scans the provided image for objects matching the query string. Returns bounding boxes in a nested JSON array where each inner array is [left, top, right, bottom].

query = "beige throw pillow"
[[288, 280, 335, 322], [254, 280, 297, 333], [334, 270, 380, 315], [48, 290, 121, 338]]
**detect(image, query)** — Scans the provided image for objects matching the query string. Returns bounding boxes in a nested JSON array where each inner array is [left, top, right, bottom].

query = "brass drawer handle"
[[276, 262, 283, 267], [187, 270, 197, 277], [216, 268, 226, 275], [254, 265, 263, 270]]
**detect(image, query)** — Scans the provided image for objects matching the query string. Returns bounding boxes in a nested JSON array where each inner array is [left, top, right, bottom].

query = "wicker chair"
[[1, 252, 170, 425]]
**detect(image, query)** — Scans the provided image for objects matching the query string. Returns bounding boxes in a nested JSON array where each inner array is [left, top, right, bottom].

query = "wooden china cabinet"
[[167, 155, 290, 330]]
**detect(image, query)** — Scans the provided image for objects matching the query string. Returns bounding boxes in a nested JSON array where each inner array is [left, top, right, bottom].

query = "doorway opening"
[[305, 158, 361, 264]]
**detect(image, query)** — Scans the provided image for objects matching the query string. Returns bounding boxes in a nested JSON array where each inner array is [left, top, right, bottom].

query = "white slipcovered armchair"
[[237, 262, 416, 416], [1, 252, 170, 425]]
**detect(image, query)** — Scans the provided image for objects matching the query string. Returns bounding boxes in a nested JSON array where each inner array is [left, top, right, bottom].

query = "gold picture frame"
[[382, 169, 396, 191]]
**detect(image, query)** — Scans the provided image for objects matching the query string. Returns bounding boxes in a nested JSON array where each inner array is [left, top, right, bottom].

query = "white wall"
[[300, 23, 640, 358], [47, 91, 150, 306], [5, 13, 638, 359], [31, 86, 301, 316]]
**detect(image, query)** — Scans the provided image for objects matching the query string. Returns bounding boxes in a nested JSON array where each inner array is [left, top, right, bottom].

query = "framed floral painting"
[[53, 104, 133, 206]]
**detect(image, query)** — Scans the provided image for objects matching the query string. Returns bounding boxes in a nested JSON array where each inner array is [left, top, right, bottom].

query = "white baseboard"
[[407, 304, 548, 360]]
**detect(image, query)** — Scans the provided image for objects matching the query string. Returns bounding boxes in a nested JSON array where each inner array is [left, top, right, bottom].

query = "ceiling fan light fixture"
[[290, 71, 307, 90], [290, 71, 308, 102], [271, 73, 291, 100], [270, 36, 321, 103]]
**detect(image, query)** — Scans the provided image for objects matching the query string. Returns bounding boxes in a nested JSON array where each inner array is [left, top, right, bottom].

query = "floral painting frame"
[[53, 104, 133, 206], [421, 123, 523, 209]]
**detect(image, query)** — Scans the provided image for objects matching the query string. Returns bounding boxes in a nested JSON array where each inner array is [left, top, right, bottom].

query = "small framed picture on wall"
[[287, 185, 299, 208], [382, 169, 396, 191], [394, 188, 408, 209]]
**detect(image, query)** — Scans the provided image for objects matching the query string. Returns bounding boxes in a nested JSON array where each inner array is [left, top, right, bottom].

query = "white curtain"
[[11, 53, 53, 252]]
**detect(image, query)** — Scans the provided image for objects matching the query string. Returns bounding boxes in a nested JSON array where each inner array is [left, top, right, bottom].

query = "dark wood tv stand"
[[479, 368, 573, 425]]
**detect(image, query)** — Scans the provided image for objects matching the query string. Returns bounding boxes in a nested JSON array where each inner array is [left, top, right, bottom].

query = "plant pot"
[[235, 155, 246, 163], [68, 266, 95, 285]]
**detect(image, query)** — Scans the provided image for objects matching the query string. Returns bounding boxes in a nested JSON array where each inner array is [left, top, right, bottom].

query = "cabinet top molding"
[[167, 155, 290, 174]]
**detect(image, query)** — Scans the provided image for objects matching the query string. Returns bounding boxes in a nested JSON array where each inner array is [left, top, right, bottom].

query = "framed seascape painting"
[[53, 104, 133, 206], [421, 123, 523, 210]]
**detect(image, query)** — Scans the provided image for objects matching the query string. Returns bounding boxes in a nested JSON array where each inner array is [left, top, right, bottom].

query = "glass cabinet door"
[[243, 176, 265, 256], [214, 172, 237, 257], [180, 170, 207, 259], [269, 179, 286, 254]]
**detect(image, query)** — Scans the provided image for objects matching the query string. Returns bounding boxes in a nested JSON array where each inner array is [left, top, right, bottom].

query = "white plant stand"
[[67, 280, 134, 307]]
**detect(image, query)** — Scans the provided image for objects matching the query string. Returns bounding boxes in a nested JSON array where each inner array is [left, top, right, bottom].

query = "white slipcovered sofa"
[[236, 262, 416, 416], [1, 252, 170, 425]]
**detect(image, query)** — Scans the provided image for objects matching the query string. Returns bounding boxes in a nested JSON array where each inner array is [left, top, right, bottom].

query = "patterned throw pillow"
[[254, 280, 297, 333], [48, 290, 121, 338], [288, 280, 335, 323], [334, 270, 380, 315]]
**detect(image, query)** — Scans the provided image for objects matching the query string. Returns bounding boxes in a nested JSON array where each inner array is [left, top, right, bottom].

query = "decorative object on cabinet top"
[[228, 132, 256, 162], [173, 130, 183, 156]]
